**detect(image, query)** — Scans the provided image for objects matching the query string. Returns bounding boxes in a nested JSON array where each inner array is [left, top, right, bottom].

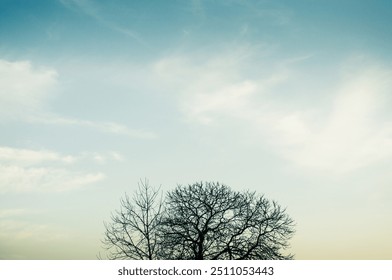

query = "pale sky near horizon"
[[1, 0, 392, 259]]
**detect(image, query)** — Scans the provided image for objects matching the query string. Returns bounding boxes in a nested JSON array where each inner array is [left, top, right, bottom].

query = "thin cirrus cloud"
[[0, 146, 115, 193], [0, 146, 123, 166], [59, 0, 149, 48], [153, 48, 266, 124], [0, 146, 76, 166], [0, 59, 155, 139], [153, 50, 392, 174], [0, 59, 57, 120], [268, 62, 392, 173], [0, 164, 105, 194], [27, 115, 157, 139], [0, 58, 136, 193]]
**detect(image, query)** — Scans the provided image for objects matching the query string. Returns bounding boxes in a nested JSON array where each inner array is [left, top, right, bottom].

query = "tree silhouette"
[[102, 181, 295, 260], [158, 182, 295, 259], [102, 179, 162, 260]]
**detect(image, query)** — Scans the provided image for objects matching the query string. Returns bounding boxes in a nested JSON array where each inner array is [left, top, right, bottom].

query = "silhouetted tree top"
[[102, 181, 295, 260], [158, 182, 295, 260], [102, 179, 162, 260]]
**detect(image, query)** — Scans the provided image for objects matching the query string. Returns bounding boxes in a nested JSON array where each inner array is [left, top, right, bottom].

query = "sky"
[[0, 0, 392, 260]]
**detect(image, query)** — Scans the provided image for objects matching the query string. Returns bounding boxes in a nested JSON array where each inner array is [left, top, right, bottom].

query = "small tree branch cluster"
[[102, 179, 162, 260]]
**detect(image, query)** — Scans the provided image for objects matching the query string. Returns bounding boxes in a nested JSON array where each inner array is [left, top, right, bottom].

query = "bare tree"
[[102, 179, 162, 259], [102, 181, 295, 260], [157, 182, 295, 260]]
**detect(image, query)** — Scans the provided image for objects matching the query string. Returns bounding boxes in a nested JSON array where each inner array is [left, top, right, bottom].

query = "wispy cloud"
[[0, 59, 156, 139], [153, 46, 278, 123], [0, 146, 75, 166], [0, 164, 105, 194], [0, 59, 57, 120], [0, 146, 115, 193], [265, 60, 392, 173], [0, 146, 124, 166], [153, 50, 392, 173], [28, 115, 157, 139], [59, 0, 150, 48]]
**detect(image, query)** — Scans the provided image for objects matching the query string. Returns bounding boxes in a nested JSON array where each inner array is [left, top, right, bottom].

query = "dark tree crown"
[[102, 181, 295, 260]]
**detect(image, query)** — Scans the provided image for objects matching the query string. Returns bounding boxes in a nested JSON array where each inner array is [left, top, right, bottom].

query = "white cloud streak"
[[0, 164, 105, 194], [269, 63, 392, 173], [28, 115, 157, 139], [153, 51, 392, 173], [0, 146, 75, 166], [59, 0, 149, 48], [153, 48, 274, 123], [0, 59, 57, 120], [0, 146, 113, 193], [0, 59, 156, 139]]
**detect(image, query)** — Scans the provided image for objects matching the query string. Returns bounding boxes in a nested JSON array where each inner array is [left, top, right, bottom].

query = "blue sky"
[[1, 0, 392, 259]]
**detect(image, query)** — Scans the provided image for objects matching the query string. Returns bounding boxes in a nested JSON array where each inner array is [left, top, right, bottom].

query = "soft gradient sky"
[[1, 0, 392, 259]]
